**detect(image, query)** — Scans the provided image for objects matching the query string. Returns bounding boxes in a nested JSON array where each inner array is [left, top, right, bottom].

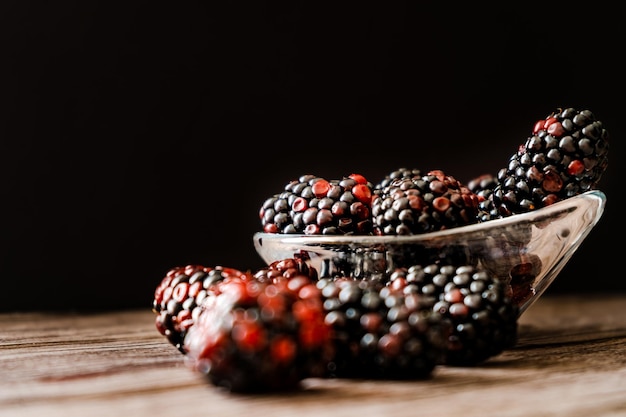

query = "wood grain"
[[1, 294, 625, 417]]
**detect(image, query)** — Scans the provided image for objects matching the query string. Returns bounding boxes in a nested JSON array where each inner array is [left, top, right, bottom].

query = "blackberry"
[[183, 263, 333, 393], [467, 173, 501, 222], [466, 174, 540, 300], [253, 253, 318, 283], [372, 169, 480, 236], [389, 263, 519, 366], [152, 265, 245, 353], [475, 222, 539, 288], [505, 254, 542, 307], [318, 277, 450, 379], [259, 173, 374, 235], [493, 107, 609, 215], [467, 173, 499, 197], [374, 167, 423, 192], [259, 174, 317, 234]]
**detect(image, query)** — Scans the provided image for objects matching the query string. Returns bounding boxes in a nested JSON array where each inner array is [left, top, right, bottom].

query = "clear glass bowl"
[[254, 190, 606, 316]]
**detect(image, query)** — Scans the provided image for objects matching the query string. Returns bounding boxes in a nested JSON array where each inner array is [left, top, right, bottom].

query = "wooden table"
[[1, 294, 625, 417]]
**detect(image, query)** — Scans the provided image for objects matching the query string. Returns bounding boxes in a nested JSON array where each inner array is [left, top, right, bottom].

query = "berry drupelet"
[[372, 169, 481, 235], [259, 173, 374, 235], [492, 107, 609, 216]]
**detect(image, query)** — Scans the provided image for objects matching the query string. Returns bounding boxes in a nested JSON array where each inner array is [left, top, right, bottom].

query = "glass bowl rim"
[[254, 189, 607, 245]]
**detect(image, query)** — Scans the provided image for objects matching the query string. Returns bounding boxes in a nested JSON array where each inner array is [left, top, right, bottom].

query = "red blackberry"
[[152, 265, 246, 353], [183, 263, 333, 393], [474, 221, 541, 307], [259, 173, 374, 235], [389, 263, 519, 366], [493, 107, 609, 215], [253, 253, 318, 283], [372, 169, 481, 235], [317, 276, 450, 379]]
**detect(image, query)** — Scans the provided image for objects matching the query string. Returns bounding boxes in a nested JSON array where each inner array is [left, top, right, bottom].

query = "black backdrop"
[[0, 2, 623, 311]]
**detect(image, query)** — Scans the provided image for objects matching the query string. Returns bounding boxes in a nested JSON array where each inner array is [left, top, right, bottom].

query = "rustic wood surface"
[[1, 294, 625, 417]]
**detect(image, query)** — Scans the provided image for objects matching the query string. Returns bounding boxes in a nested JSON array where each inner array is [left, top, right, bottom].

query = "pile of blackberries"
[[152, 107, 609, 393]]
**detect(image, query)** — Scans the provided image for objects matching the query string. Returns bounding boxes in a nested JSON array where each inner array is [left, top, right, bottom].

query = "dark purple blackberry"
[[152, 265, 246, 353], [374, 167, 423, 192], [465, 174, 540, 299], [493, 107, 609, 216], [467, 173, 499, 197], [372, 169, 481, 236], [389, 263, 519, 366], [259, 173, 374, 235], [259, 174, 316, 234], [467, 173, 501, 222], [318, 277, 450, 379], [183, 267, 333, 393]]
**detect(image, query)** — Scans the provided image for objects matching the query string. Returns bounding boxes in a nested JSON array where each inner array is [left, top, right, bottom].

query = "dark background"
[[0, 2, 623, 312]]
